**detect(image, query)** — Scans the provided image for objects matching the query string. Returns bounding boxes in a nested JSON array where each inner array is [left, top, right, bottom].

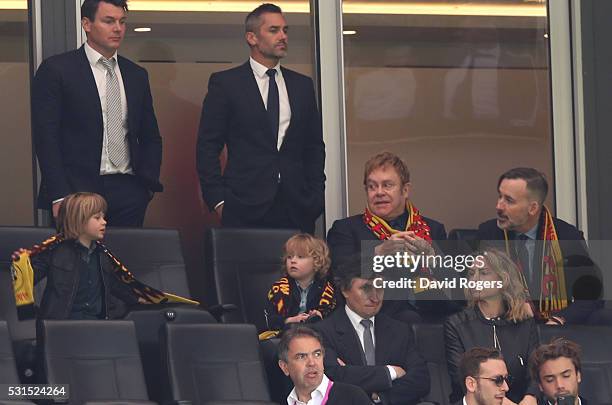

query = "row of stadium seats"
[[0, 319, 276, 405], [1, 226, 612, 404]]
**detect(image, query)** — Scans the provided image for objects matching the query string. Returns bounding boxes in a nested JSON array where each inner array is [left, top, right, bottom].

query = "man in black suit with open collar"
[[32, 0, 162, 227], [315, 259, 430, 405], [196, 3, 325, 234]]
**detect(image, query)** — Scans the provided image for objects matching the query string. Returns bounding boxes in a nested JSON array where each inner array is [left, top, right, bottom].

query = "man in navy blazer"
[[476, 167, 605, 325], [196, 3, 325, 234], [32, 0, 162, 226]]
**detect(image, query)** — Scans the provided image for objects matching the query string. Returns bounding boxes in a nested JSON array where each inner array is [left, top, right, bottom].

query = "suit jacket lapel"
[[118, 56, 136, 136], [374, 315, 391, 365], [77, 46, 103, 132], [280, 66, 297, 147], [334, 309, 367, 366], [239, 61, 277, 144]]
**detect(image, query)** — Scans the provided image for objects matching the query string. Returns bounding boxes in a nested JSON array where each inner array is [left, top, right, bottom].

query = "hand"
[[215, 203, 224, 219], [137, 297, 149, 304], [519, 395, 538, 405], [337, 357, 346, 366], [503, 397, 518, 405], [522, 302, 534, 318], [404, 231, 435, 256], [374, 232, 412, 255], [308, 309, 323, 319], [285, 313, 310, 324], [11, 248, 30, 261], [52, 201, 62, 218], [389, 365, 406, 378], [371, 393, 380, 402]]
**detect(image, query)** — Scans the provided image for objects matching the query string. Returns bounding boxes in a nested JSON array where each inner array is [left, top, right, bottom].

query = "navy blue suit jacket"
[[32, 46, 163, 208], [476, 215, 603, 324]]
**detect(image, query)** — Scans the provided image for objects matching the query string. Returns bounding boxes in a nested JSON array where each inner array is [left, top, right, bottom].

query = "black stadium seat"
[[162, 323, 276, 405], [103, 228, 192, 297], [125, 306, 216, 404], [413, 323, 452, 405], [538, 325, 612, 405], [0, 321, 35, 404], [204, 228, 298, 330], [42, 320, 155, 405]]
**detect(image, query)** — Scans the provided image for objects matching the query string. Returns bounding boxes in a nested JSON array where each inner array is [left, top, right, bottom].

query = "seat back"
[[204, 228, 298, 330], [43, 320, 149, 405], [125, 306, 216, 403], [103, 228, 191, 297], [538, 325, 612, 405], [0, 321, 20, 384], [163, 323, 271, 404], [413, 323, 451, 405]]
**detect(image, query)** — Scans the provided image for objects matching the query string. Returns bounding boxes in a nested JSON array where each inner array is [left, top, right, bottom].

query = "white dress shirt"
[[249, 57, 291, 150], [344, 305, 397, 380], [287, 374, 331, 405], [84, 42, 132, 175]]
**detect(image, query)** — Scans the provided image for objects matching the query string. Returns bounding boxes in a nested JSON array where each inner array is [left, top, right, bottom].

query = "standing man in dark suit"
[[278, 325, 372, 405], [315, 260, 430, 405], [196, 3, 325, 234], [476, 168, 606, 325], [32, 0, 162, 227]]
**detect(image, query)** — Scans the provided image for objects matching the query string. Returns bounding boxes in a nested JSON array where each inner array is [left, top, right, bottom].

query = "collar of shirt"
[[345, 305, 375, 335], [295, 279, 315, 293], [84, 41, 118, 69], [517, 222, 539, 241], [250, 56, 281, 79], [287, 374, 330, 405], [463, 396, 468, 405]]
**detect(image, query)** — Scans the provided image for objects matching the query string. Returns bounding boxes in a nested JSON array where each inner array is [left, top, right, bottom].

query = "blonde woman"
[[444, 249, 538, 405]]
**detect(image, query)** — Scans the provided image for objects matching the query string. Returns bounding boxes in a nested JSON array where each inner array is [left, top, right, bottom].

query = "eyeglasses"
[[476, 375, 513, 387]]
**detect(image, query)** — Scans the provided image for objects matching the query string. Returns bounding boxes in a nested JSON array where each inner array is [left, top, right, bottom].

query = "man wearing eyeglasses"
[[459, 347, 510, 405], [529, 338, 583, 405], [327, 151, 455, 324], [314, 257, 430, 405]]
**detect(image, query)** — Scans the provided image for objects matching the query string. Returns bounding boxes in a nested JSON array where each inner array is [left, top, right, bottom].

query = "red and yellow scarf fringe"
[[503, 207, 567, 320]]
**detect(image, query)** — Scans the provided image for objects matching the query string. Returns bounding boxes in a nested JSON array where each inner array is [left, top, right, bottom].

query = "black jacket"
[[476, 215, 603, 324], [32, 240, 139, 321], [315, 307, 430, 405], [32, 46, 163, 208], [264, 277, 335, 331], [444, 307, 539, 403], [326, 381, 372, 405]]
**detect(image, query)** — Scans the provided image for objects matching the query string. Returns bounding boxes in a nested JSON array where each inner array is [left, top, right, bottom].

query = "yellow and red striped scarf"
[[503, 207, 567, 320]]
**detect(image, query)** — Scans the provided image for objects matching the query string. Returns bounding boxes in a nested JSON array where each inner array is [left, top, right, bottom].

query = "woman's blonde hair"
[[57, 192, 107, 239], [466, 248, 532, 322], [281, 233, 331, 279]]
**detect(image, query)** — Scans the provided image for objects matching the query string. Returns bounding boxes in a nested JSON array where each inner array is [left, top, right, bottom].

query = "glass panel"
[[0, 1, 34, 225], [116, 0, 313, 300], [342, 0, 553, 232]]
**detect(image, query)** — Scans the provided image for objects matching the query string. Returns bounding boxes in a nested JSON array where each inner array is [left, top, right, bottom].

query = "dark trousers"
[[101, 174, 151, 227], [222, 190, 312, 233]]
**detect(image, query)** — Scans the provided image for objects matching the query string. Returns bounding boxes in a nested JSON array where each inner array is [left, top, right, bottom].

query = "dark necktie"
[[360, 319, 375, 366], [516, 234, 531, 283], [266, 68, 279, 142]]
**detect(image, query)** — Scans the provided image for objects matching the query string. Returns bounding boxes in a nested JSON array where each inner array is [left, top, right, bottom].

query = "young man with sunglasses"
[[460, 347, 511, 405]]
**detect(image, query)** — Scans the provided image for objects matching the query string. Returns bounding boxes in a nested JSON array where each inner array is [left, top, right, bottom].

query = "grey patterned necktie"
[[99, 56, 127, 166], [360, 319, 375, 366]]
